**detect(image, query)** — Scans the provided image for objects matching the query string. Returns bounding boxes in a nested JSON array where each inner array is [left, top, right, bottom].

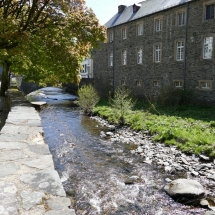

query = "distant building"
[[93, 0, 215, 104], [80, 58, 93, 78]]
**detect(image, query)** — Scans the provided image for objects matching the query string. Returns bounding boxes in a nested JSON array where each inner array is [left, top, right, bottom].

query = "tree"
[[111, 87, 135, 125], [77, 84, 99, 115], [0, 0, 106, 96]]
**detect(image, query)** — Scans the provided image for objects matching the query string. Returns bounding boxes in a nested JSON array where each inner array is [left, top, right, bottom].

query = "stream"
[[29, 87, 206, 215]]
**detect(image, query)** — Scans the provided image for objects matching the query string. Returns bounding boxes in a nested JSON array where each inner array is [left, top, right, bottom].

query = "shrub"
[[156, 86, 194, 106], [77, 84, 99, 115], [110, 86, 135, 125]]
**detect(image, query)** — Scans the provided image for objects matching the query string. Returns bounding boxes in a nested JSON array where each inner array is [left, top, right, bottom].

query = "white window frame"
[[136, 80, 141, 86], [122, 49, 127, 65], [174, 80, 183, 88], [109, 32, 113, 42], [109, 52, 113, 66], [155, 19, 162, 32], [121, 80, 126, 86], [203, 37, 213, 59], [122, 28, 127, 40], [137, 23, 143, 36], [199, 80, 212, 90], [154, 44, 161, 63], [178, 12, 185, 26], [153, 81, 159, 87], [137, 48, 142, 64], [176, 41, 184, 61]]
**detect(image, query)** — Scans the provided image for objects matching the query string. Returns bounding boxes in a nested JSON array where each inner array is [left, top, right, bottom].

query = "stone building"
[[93, 0, 215, 104]]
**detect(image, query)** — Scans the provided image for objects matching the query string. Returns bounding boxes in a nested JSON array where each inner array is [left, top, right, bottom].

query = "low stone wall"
[[0, 89, 76, 215], [0, 95, 10, 130]]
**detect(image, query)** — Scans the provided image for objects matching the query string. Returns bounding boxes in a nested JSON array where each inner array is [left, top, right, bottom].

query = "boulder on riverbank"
[[164, 179, 205, 205]]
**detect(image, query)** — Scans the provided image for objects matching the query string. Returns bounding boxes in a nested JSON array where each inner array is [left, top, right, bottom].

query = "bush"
[[156, 86, 194, 106], [110, 86, 135, 125], [77, 84, 100, 115]]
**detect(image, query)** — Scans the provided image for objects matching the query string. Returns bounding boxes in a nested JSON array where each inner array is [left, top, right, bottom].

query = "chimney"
[[133, 4, 140, 13], [118, 5, 126, 13]]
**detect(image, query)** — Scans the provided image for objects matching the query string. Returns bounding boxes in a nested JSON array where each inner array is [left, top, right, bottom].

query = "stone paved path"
[[0, 90, 76, 215]]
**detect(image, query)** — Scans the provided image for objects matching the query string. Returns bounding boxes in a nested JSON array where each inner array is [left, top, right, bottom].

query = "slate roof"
[[105, 0, 194, 28]]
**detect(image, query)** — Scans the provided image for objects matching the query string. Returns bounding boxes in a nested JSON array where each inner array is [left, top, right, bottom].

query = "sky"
[[85, 0, 141, 25]]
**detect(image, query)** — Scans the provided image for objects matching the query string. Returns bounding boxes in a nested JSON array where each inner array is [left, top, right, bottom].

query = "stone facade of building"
[[93, 0, 215, 104]]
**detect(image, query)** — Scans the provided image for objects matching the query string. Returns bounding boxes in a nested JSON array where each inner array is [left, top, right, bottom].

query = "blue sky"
[[85, 0, 140, 25]]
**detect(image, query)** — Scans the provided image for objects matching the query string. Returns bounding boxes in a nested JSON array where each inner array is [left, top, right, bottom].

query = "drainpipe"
[[183, 2, 189, 90], [112, 27, 115, 96]]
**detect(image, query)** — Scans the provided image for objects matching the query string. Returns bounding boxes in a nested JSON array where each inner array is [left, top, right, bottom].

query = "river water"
[[30, 87, 206, 215]]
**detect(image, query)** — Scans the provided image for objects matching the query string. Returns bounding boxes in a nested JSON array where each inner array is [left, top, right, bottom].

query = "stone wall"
[[0, 96, 10, 130], [63, 78, 94, 95], [93, 0, 215, 104]]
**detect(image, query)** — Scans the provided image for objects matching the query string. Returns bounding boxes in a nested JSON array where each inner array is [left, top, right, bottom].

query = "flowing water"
[[31, 87, 206, 215]]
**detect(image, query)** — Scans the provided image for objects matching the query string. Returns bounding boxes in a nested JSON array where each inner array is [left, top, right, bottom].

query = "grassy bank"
[[93, 100, 215, 158]]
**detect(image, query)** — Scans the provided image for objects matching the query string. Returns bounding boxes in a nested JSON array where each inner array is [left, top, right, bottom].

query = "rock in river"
[[164, 179, 205, 204]]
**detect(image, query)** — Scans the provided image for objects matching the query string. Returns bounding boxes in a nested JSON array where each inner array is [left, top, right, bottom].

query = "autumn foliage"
[[0, 0, 106, 95]]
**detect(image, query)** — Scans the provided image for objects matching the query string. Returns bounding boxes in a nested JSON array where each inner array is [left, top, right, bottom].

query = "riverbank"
[[91, 114, 215, 214], [0, 89, 76, 215], [94, 101, 215, 158]]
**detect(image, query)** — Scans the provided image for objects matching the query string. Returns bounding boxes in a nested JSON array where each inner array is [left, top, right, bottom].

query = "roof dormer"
[[118, 5, 126, 13], [133, 4, 140, 13]]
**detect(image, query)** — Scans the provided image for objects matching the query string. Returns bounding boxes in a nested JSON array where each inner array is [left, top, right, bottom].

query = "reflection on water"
[[36, 87, 206, 215]]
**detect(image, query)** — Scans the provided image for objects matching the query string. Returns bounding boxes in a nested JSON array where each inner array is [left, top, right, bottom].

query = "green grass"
[[93, 100, 215, 158]]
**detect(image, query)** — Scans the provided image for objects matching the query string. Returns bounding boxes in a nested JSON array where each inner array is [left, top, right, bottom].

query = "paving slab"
[[44, 209, 76, 215], [28, 144, 51, 155], [1, 125, 43, 134], [21, 190, 45, 210], [20, 170, 66, 197], [46, 197, 71, 210], [22, 155, 54, 170], [6, 119, 42, 126], [0, 133, 29, 142], [0, 182, 19, 215], [0, 141, 27, 150], [0, 163, 20, 177], [0, 149, 26, 161]]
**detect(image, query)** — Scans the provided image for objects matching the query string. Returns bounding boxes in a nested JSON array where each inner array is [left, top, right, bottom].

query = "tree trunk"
[[0, 61, 10, 96]]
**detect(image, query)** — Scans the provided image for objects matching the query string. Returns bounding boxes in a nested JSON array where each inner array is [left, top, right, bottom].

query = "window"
[[108, 32, 113, 42], [176, 41, 184, 61], [137, 23, 143, 36], [199, 80, 212, 90], [122, 28, 127, 39], [109, 52, 113, 66], [206, 4, 214, 20], [137, 48, 142, 64], [155, 19, 162, 32], [174, 80, 183, 88], [154, 45, 161, 62], [203, 37, 213, 59], [122, 49, 127, 65], [109, 79, 113, 86], [136, 80, 141, 86], [121, 80, 126, 86], [153, 81, 159, 87], [178, 12, 185, 26], [80, 65, 86, 74]]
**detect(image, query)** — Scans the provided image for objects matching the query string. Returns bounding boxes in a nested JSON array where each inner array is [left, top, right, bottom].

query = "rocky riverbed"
[[92, 115, 215, 213]]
